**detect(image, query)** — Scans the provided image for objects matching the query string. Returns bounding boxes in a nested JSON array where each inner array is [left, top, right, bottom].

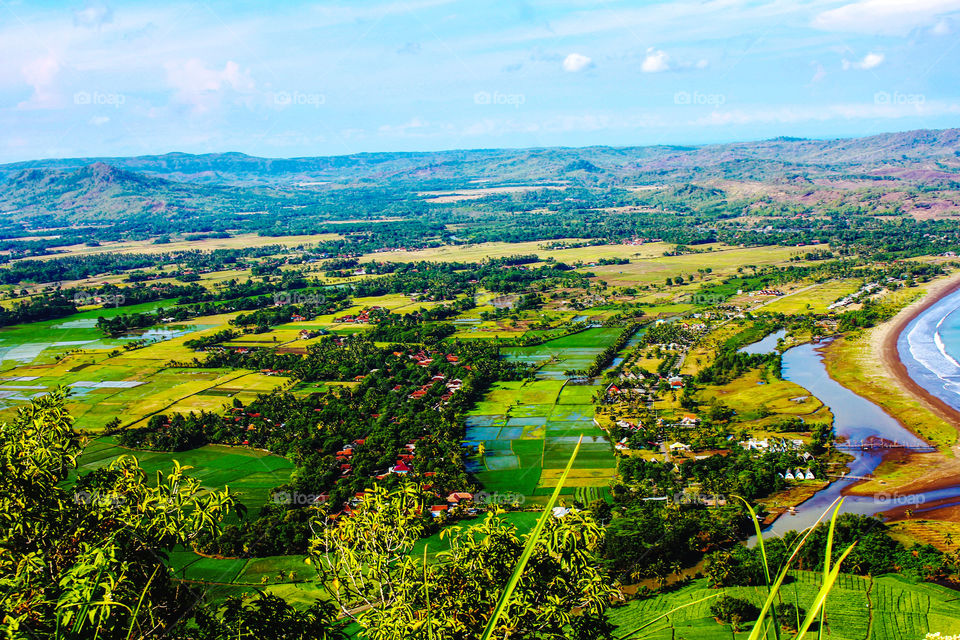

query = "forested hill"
[[2, 127, 960, 187], [0, 161, 255, 225]]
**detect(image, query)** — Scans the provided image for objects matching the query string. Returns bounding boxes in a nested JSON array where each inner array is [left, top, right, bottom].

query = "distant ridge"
[[2, 128, 959, 187]]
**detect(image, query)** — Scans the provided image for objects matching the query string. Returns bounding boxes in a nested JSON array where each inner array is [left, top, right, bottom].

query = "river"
[[762, 342, 960, 537]]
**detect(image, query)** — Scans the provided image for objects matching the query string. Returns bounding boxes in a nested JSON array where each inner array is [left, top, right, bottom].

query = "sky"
[[1, 0, 959, 163]]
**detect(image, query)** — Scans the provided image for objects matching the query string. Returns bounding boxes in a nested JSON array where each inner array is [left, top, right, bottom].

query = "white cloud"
[[73, 3, 113, 29], [813, 0, 960, 35], [165, 59, 255, 114], [842, 52, 884, 70], [18, 54, 61, 110], [641, 48, 670, 73], [932, 18, 952, 34], [562, 53, 592, 72], [811, 63, 826, 83], [89, 115, 110, 126]]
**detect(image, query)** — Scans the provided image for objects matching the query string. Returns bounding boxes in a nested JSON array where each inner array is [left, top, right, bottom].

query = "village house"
[[679, 414, 699, 427]]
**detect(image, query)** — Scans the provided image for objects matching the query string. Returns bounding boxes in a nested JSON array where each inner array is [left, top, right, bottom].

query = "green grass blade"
[[479, 436, 582, 640], [818, 498, 842, 640], [796, 542, 857, 639], [745, 497, 843, 640], [423, 544, 435, 640], [126, 564, 161, 640], [734, 496, 780, 640]]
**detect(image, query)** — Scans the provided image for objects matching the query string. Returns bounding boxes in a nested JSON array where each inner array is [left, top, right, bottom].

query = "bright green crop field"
[[609, 571, 960, 640]]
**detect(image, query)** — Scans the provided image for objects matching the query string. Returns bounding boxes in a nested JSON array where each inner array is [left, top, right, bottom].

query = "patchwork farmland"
[[465, 327, 622, 500]]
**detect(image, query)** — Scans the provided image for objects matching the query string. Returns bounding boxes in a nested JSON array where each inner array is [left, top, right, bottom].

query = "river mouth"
[[760, 342, 960, 537]]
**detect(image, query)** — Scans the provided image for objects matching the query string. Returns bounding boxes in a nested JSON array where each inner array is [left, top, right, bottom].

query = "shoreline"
[[878, 271, 960, 434], [833, 271, 960, 500]]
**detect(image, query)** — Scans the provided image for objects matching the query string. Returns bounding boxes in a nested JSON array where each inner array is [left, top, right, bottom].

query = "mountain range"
[[1, 128, 959, 226], [2, 128, 959, 188]]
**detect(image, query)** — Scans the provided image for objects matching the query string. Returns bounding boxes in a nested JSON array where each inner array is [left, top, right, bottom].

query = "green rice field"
[[74, 436, 294, 511], [609, 571, 960, 640], [465, 328, 620, 499]]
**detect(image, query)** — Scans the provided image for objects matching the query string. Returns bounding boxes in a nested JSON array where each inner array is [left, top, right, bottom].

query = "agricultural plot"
[[586, 245, 802, 288], [501, 327, 623, 379], [410, 511, 541, 558], [75, 437, 294, 511], [42, 233, 341, 261], [697, 369, 833, 431], [355, 240, 674, 266], [574, 486, 610, 504], [168, 513, 546, 601], [607, 570, 959, 640], [0, 300, 180, 368], [466, 328, 623, 497], [0, 305, 252, 428], [0, 355, 274, 431], [761, 278, 862, 314]]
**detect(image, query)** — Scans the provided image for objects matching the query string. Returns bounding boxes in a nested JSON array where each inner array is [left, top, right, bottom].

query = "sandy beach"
[[877, 271, 960, 431], [850, 271, 960, 501]]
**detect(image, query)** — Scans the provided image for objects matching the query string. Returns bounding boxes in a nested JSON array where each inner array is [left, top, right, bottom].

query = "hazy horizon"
[[3, 124, 957, 166], [2, 0, 959, 164]]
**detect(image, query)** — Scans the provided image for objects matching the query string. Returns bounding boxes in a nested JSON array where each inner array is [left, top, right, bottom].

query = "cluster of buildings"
[[327, 437, 477, 519], [405, 374, 463, 403], [827, 282, 881, 311], [333, 306, 386, 324], [781, 468, 816, 481], [739, 437, 807, 452]]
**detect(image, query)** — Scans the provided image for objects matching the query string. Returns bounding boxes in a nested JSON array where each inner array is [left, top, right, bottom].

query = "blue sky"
[[1, 0, 959, 162]]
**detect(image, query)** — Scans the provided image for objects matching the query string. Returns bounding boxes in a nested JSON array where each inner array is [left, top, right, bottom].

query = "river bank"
[[815, 272, 960, 508], [880, 272, 960, 431]]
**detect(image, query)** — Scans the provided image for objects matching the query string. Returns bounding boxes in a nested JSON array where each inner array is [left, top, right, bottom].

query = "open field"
[[584, 245, 804, 287], [501, 327, 623, 378], [761, 278, 862, 314], [466, 327, 622, 497], [680, 322, 743, 375], [16, 233, 341, 261], [609, 571, 960, 640], [76, 436, 294, 510], [889, 519, 960, 552], [698, 368, 833, 431], [0, 300, 175, 368], [0, 306, 287, 430], [357, 240, 674, 265]]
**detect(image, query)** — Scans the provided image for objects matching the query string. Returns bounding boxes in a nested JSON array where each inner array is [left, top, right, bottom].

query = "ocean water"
[[899, 286, 960, 413]]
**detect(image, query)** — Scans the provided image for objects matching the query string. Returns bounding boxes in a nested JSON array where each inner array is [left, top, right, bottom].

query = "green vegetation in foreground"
[[609, 571, 960, 639]]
